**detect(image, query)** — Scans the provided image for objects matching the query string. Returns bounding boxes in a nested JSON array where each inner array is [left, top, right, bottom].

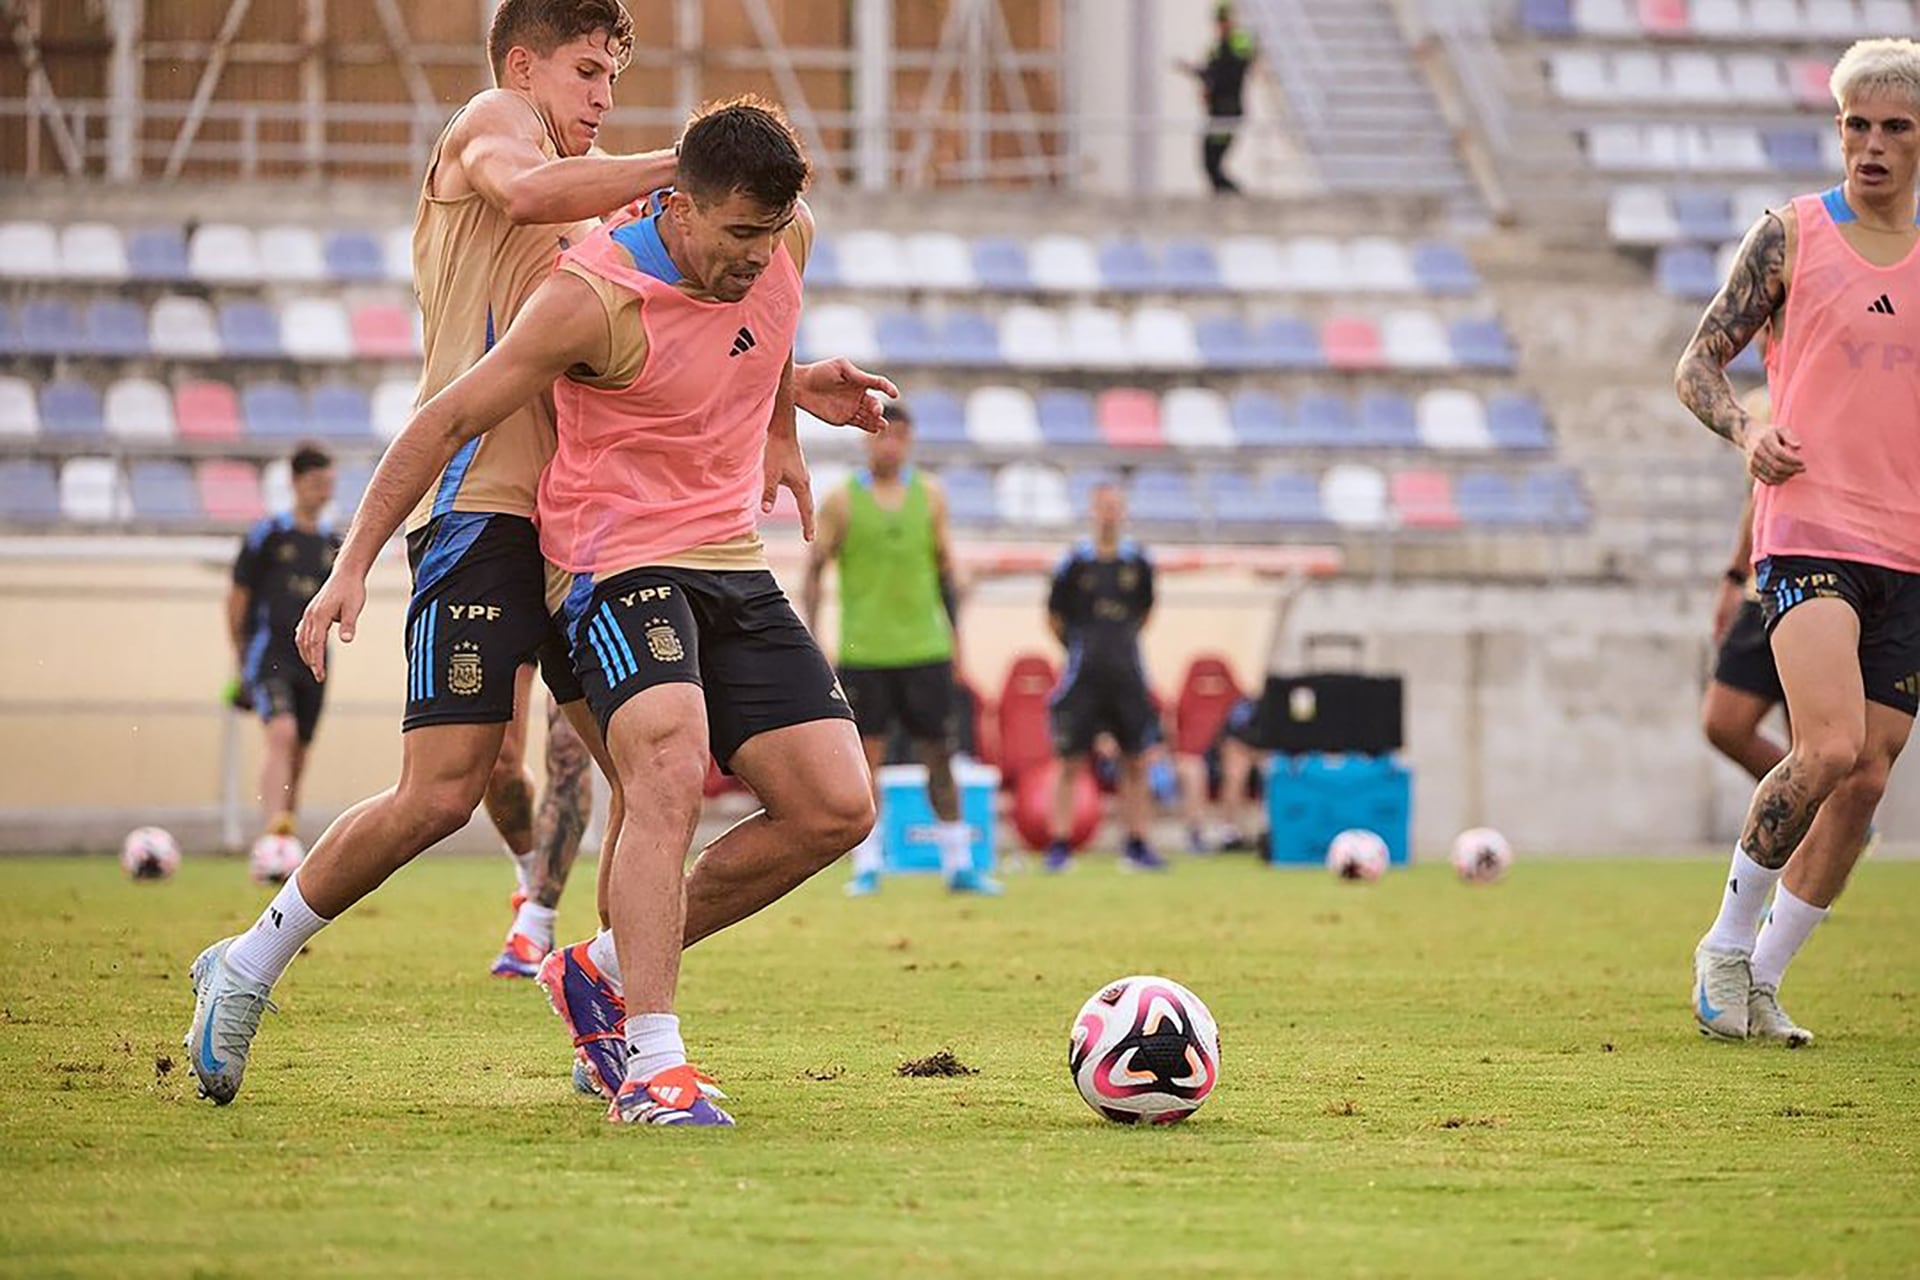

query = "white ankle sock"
[[935, 820, 973, 879], [624, 1012, 686, 1082], [505, 846, 535, 896], [510, 900, 556, 949], [225, 872, 331, 988], [1750, 884, 1829, 990], [850, 826, 883, 877], [586, 927, 623, 995], [1702, 846, 1783, 954]]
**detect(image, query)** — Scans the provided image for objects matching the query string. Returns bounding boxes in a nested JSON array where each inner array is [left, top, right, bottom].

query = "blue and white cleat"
[[1693, 943, 1751, 1041], [844, 870, 881, 898], [536, 941, 628, 1100], [946, 867, 1004, 896], [608, 1065, 735, 1126], [183, 937, 277, 1105]]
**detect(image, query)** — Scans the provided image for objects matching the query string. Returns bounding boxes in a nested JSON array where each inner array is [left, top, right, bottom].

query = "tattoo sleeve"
[[1674, 212, 1786, 446], [1740, 759, 1821, 870], [532, 699, 592, 908]]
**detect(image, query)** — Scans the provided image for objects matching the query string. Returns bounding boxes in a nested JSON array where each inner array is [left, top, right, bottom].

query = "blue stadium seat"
[[332, 460, 375, 516], [20, 299, 82, 356], [1672, 192, 1733, 243], [1254, 316, 1325, 369], [1228, 390, 1292, 447], [323, 229, 387, 282], [908, 387, 967, 444], [1207, 471, 1277, 523], [1295, 393, 1357, 447], [83, 299, 150, 357], [309, 383, 372, 437], [804, 236, 843, 288], [127, 226, 190, 281], [971, 237, 1031, 290], [1128, 468, 1197, 523], [1519, 0, 1576, 34], [1455, 471, 1522, 526], [941, 310, 1001, 364], [1357, 392, 1420, 449], [1485, 393, 1552, 451], [1656, 245, 1719, 298], [1763, 130, 1822, 172], [1067, 468, 1120, 517], [0, 459, 59, 521], [1448, 317, 1515, 371], [1729, 342, 1763, 375], [242, 382, 310, 436], [877, 310, 939, 364], [221, 301, 285, 359], [940, 465, 998, 523], [1196, 314, 1255, 368], [1097, 239, 1158, 291], [40, 380, 105, 437], [128, 459, 199, 522], [1525, 468, 1591, 527], [1411, 241, 1479, 295], [1035, 389, 1101, 445], [1268, 471, 1328, 523], [1161, 239, 1222, 291]]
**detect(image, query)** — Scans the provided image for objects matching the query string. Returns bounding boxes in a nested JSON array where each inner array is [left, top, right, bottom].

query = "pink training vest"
[[538, 214, 803, 576], [1758, 189, 1920, 573]]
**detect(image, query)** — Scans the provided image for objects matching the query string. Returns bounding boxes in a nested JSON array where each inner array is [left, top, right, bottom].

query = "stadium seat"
[[1064, 305, 1130, 368], [994, 463, 1072, 526], [1608, 186, 1679, 245], [1572, 0, 1639, 32], [1381, 310, 1453, 369], [59, 223, 128, 281], [1747, 0, 1804, 35], [242, 382, 310, 437], [1286, 236, 1345, 292], [20, 299, 82, 356], [1526, 467, 1592, 527], [1322, 464, 1389, 528], [1730, 184, 1787, 230], [1671, 53, 1735, 105], [1097, 239, 1158, 291], [309, 383, 372, 438], [1066, 468, 1120, 517], [1520, 0, 1577, 34], [971, 236, 1032, 290], [1449, 318, 1515, 371], [1196, 314, 1256, 368], [1161, 239, 1222, 291], [1611, 52, 1666, 103], [1708, 126, 1770, 172], [1322, 316, 1384, 370], [1672, 191, 1733, 242], [372, 379, 416, 440], [1127, 468, 1198, 524], [382, 225, 413, 283], [282, 298, 354, 361], [1228, 389, 1292, 447], [1207, 471, 1278, 523], [996, 653, 1059, 784], [40, 380, 105, 438], [1173, 655, 1246, 755], [876, 309, 939, 364], [1269, 470, 1328, 524], [1455, 470, 1523, 525], [324, 229, 387, 282], [1486, 394, 1552, 451], [1657, 245, 1719, 298], [1416, 389, 1492, 451], [128, 459, 199, 522], [151, 297, 223, 360], [1804, 0, 1862, 35], [258, 225, 327, 281], [1763, 129, 1822, 173], [837, 229, 908, 289], [0, 459, 60, 521], [175, 380, 243, 441], [1726, 54, 1788, 104], [1029, 234, 1101, 291], [904, 232, 977, 290], [333, 459, 375, 519], [0, 376, 41, 436], [350, 303, 419, 359], [1256, 316, 1325, 369], [189, 223, 261, 283], [1636, 0, 1689, 32], [0, 220, 57, 278], [105, 378, 176, 442], [1035, 389, 1101, 446], [127, 226, 190, 281], [260, 458, 293, 514], [1861, 0, 1916, 31], [1689, 0, 1747, 32], [196, 459, 265, 523], [1295, 392, 1357, 447], [1391, 470, 1460, 528], [1127, 306, 1201, 368], [59, 457, 125, 522], [1412, 241, 1479, 295], [1357, 392, 1419, 449], [1095, 388, 1163, 449], [999, 304, 1068, 366], [1352, 238, 1417, 293], [83, 299, 149, 358], [220, 301, 284, 359], [803, 235, 842, 288], [940, 309, 1001, 364], [1161, 387, 1234, 449], [1787, 59, 1833, 110], [965, 385, 1042, 448], [1549, 51, 1609, 103], [1587, 124, 1647, 171], [907, 387, 967, 444], [1219, 234, 1287, 291], [800, 303, 879, 364], [939, 465, 999, 524]]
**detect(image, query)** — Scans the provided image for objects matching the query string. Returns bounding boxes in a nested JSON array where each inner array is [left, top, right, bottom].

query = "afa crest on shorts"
[[448, 641, 484, 696], [645, 617, 684, 664]]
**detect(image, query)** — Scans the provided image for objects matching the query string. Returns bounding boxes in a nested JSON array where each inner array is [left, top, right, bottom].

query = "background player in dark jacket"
[[1179, 3, 1257, 195]]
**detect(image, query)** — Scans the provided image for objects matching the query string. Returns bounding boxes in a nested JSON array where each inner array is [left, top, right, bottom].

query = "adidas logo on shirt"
[[729, 326, 757, 357], [1868, 293, 1897, 316]]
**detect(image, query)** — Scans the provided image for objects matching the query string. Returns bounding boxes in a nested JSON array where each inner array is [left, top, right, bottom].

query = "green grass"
[[2, 853, 1918, 1279]]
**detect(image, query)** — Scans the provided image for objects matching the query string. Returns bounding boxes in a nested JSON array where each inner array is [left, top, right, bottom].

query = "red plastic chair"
[[1391, 469, 1461, 529], [1636, 0, 1688, 34], [1787, 60, 1833, 110], [996, 652, 1058, 787], [174, 380, 241, 441], [1095, 388, 1164, 449], [1322, 317, 1384, 371], [196, 459, 264, 522], [351, 303, 418, 359], [1173, 655, 1246, 756]]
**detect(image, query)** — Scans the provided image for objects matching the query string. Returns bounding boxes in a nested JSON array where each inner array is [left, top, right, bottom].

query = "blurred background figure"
[[1180, 3, 1258, 195]]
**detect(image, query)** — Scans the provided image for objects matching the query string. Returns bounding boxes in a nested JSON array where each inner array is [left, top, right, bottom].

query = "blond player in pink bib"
[[1675, 37, 1920, 1046]]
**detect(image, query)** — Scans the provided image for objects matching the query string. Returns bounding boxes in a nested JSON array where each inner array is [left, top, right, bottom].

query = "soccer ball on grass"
[[1068, 975, 1219, 1124]]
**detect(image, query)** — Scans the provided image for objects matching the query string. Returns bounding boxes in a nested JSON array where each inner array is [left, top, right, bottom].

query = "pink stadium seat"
[[1635, 0, 1689, 32], [1095, 388, 1164, 448], [1322, 317, 1385, 371], [196, 459, 264, 522], [1391, 470, 1460, 529], [174, 380, 242, 441], [1788, 60, 1832, 110], [351, 303, 418, 359]]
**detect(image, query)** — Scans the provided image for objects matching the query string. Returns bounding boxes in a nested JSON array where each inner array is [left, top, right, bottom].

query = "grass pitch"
[[2, 852, 1917, 1279]]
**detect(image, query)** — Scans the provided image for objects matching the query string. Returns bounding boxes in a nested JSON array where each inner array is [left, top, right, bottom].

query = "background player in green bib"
[[805, 402, 1000, 896]]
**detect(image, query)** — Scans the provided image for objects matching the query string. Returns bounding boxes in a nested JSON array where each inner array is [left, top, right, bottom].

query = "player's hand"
[[296, 571, 365, 682], [795, 357, 897, 433], [1710, 579, 1743, 646], [762, 430, 816, 541], [1743, 419, 1803, 485]]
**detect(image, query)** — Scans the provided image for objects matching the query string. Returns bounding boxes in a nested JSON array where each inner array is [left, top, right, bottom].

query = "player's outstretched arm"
[[458, 91, 675, 226], [794, 358, 896, 432], [295, 272, 609, 679]]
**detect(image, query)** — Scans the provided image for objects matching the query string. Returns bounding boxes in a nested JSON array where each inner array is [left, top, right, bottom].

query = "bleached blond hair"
[[1830, 38, 1920, 113]]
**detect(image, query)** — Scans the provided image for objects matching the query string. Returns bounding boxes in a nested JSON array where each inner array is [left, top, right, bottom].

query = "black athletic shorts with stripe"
[[1711, 598, 1783, 704], [1756, 554, 1920, 717]]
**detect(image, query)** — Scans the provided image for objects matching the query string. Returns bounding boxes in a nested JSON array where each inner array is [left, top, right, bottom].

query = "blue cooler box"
[[878, 761, 999, 875], [1264, 753, 1412, 866]]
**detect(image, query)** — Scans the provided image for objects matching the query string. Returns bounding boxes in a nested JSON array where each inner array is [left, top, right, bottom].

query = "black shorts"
[[1711, 598, 1783, 703], [840, 661, 954, 744], [402, 512, 583, 731], [1757, 554, 1920, 716], [563, 565, 853, 767], [252, 650, 325, 744], [1051, 667, 1159, 757]]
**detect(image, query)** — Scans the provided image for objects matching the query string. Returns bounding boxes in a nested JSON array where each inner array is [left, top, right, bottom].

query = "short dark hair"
[[290, 444, 333, 477], [488, 0, 633, 79], [881, 399, 912, 431], [678, 96, 811, 210]]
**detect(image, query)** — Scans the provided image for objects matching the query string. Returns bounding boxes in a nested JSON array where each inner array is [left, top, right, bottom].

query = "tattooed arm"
[[531, 697, 593, 909]]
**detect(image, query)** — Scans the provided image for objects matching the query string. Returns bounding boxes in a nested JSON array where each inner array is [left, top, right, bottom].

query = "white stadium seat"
[[257, 225, 327, 282], [372, 379, 417, 440], [836, 229, 908, 289], [382, 225, 413, 283], [0, 376, 41, 436], [1218, 235, 1288, 291], [1571, 0, 1637, 34], [1608, 187, 1679, 245], [965, 385, 1041, 447], [1860, 0, 1916, 33], [1667, 53, 1733, 105], [1710, 127, 1770, 173], [260, 458, 293, 515], [800, 303, 879, 365], [1747, 0, 1805, 36], [148, 296, 222, 358], [0, 220, 57, 278], [1730, 184, 1788, 231], [1348, 237, 1416, 292], [1160, 387, 1234, 449], [1587, 125, 1644, 171], [1126, 306, 1201, 368], [1804, 0, 1863, 35], [59, 457, 126, 522], [1322, 464, 1389, 529], [1064, 304, 1129, 368], [1714, 240, 1741, 289], [1690, 0, 1749, 33], [1549, 51, 1610, 103], [188, 223, 261, 283], [59, 223, 128, 281], [1029, 234, 1101, 291], [281, 297, 354, 361], [998, 305, 1068, 366], [1382, 309, 1453, 370], [1611, 52, 1666, 103], [994, 462, 1071, 526], [1286, 236, 1345, 292], [1416, 389, 1492, 451], [1725, 55, 1788, 105], [105, 378, 177, 442], [903, 232, 977, 290]]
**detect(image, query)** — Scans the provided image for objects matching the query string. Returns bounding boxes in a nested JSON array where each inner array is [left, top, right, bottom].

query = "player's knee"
[[1792, 731, 1864, 795], [1837, 751, 1895, 811], [1701, 707, 1747, 758], [263, 715, 299, 752], [618, 738, 707, 818], [805, 779, 875, 860]]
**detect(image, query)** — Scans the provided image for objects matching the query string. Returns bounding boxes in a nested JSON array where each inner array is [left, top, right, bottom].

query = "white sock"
[[624, 1012, 686, 1082], [850, 826, 883, 878], [586, 926, 623, 995], [225, 872, 332, 989], [1750, 884, 1829, 990], [1701, 845, 1784, 954], [935, 820, 973, 879], [509, 900, 557, 949], [505, 846, 536, 896]]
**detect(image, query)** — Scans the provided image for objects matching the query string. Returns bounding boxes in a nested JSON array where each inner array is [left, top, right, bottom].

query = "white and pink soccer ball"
[[1326, 828, 1389, 881], [1451, 826, 1514, 884], [120, 826, 181, 881], [1068, 974, 1220, 1125], [248, 833, 305, 885]]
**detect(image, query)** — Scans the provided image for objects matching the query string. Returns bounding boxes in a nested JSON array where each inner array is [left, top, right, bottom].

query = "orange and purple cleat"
[[535, 941, 628, 1099], [608, 1064, 735, 1126], [490, 930, 548, 979]]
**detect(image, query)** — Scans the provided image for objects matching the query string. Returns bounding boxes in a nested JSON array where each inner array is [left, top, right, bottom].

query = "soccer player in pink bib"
[[1674, 37, 1920, 1046]]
